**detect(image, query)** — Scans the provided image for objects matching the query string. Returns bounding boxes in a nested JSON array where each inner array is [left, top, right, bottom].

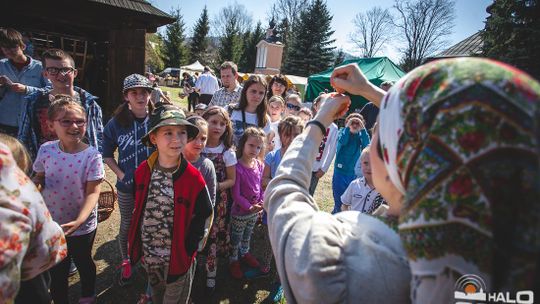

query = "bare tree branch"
[[350, 7, 394, 58], [394, 0, 455, 70], [266, 0, 310, 29], [212, 2, 253, 38]]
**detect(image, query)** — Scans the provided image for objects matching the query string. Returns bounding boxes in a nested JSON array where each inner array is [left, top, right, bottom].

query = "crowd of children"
[[0, 28, 390, 303]]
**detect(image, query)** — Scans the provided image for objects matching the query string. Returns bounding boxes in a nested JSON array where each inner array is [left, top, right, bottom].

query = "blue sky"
[[150, 0, 492, 62]]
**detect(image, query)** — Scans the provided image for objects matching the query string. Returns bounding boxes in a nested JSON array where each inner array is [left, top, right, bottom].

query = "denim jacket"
[[0, 57, 48, 128], [18, 86, 103, 158]]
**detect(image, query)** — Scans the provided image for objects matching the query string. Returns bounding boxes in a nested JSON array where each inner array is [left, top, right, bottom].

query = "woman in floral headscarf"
[[332, 57, 540, 302], [0, 140, 67, 302]]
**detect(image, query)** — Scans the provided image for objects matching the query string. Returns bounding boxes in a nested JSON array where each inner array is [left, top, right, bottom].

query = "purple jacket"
[[231, 159, 264, 216]]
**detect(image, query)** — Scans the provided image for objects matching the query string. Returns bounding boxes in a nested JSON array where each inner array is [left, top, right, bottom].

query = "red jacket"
[[128, 152, 213, 278]]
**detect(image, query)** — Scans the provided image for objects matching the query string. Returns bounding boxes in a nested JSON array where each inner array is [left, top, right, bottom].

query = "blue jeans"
[[332, 171, 355, 214]]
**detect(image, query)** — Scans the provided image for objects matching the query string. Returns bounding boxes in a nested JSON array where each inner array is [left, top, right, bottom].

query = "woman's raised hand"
[[313, 93, 351, 127], [330, 64, 386, 107], [330, 64, 369, 95]]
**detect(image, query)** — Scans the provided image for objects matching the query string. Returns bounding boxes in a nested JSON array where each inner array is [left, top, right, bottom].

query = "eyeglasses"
[[55, 119, 86, 127], [273, 82, 286, 87], [46, 67, 76, 76], [286, 103, 301, 111]]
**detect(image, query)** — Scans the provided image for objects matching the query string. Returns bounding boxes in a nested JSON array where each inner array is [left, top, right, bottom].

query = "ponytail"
[[113, 102, 132, 128]]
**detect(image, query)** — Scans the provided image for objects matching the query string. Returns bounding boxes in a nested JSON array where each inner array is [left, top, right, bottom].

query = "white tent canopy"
[[284, 74, 307, 87], [181, 61, 205, 73]]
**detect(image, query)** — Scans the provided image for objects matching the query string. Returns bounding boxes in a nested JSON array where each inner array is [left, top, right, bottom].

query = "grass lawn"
[[161, 86, 188, 110]]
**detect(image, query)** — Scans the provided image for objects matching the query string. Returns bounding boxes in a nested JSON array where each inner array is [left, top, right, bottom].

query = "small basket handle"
[[101, 178, 117, 201]]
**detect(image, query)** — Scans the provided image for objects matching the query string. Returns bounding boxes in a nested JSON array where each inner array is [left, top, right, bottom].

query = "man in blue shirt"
[[0, 28, 48, 137]]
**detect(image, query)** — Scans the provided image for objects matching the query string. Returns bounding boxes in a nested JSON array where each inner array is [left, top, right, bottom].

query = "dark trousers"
[[15, 272, 51, 304], [199, 94, 213, 105], [188, 93, 199, 112], [309, 171, 320, 196], [49, 230, 97, 304]]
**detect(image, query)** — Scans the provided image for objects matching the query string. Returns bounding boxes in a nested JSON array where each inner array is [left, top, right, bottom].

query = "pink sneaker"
[[229, 261, 243, 279], [240, 253, 260, 268], [118, 259, 132, 286]]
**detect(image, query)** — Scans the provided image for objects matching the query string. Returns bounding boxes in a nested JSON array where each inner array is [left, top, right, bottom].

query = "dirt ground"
[[67, 152, 335, 304]]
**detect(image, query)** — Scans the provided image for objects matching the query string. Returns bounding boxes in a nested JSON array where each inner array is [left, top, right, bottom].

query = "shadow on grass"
[[68, 226, 277, 303]]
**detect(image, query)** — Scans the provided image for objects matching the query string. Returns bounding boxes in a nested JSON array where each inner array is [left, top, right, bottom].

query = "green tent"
[[305, 57, 405, 111]]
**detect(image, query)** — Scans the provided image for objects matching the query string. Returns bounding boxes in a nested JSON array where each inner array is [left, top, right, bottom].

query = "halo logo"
[[454, 274, 534, 304], [455, 274, 487, 302]]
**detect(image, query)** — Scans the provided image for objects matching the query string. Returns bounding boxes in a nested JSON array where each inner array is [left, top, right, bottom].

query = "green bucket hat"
[[141, 104, 199, 147]]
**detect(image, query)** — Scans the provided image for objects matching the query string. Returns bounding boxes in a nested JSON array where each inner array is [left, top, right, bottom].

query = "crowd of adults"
[[1, 25, 539, 304]]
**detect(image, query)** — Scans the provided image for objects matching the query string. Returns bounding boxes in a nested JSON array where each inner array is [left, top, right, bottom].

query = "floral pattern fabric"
[[201, 148, 232, 277], [0, 143, 67, 302], [379, 58, 540, 297]]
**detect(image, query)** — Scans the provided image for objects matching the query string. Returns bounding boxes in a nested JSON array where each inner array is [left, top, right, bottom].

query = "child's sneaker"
[[117, 259, 132, 286], [269, 282, 284, 303], [244, 266, 270, 279], [79, 295, 97, 304], [240, 253, 260, 268], [229, 261, 243, 279], [69, 260, 78, 277], [136, 294, 152, 304], [205, 277, 216, 295]]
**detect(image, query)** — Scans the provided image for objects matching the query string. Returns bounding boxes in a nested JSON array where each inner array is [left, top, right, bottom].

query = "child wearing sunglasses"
[[284, 94, 302, 116], [16, 48, 103, 159]]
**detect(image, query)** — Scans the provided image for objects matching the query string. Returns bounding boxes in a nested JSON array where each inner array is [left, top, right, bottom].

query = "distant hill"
[[343, 52, 359, 61]]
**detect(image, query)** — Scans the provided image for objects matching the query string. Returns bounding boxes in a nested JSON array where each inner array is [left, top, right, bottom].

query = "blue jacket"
[[18, 86, 104, 159], [334, 127, 370, 176], [0, 57, 48, 128], [102, 115, 154, 193]]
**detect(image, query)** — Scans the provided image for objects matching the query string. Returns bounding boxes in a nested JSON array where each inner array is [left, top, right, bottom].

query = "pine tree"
[[145, 33, 165, 72], [238, 21, 265, 72], [283, 0, 336, 76], [333, 49, 345, 67], [163, 8, 188, 67], [189, 6, 210, 64], [218, 16, 244, 65], [482, 0, 540, 79], [277, 18, 291, 66]]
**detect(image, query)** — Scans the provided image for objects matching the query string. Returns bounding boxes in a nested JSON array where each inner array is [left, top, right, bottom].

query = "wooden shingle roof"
[[437, 31, 484, 57], [88, 0, 173, 20]]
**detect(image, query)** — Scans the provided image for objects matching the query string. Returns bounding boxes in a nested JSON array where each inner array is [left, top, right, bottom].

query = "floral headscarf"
[[378, 58, 540, 294]]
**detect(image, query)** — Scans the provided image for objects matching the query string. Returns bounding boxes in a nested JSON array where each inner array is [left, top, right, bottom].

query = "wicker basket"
[[98, 179, 117, 222]]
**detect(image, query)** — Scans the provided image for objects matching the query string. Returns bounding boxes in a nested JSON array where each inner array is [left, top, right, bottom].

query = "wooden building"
[[3, 0, 174, 116]]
